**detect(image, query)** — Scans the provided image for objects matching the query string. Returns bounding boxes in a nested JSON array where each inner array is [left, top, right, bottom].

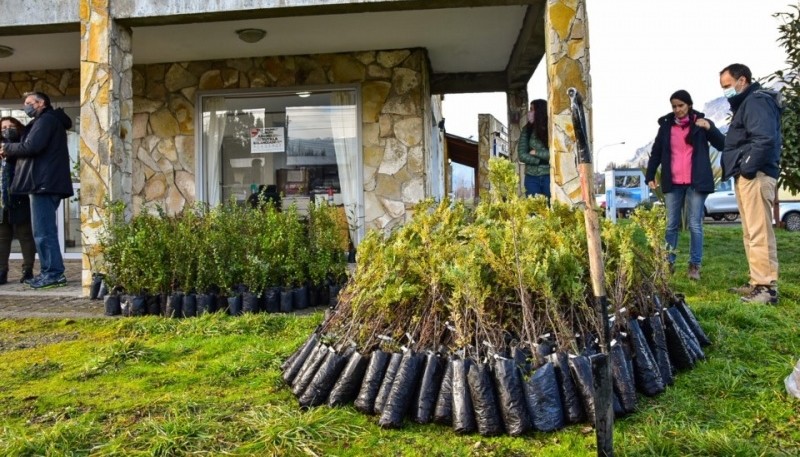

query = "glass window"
[[199, 88, 361, 244]]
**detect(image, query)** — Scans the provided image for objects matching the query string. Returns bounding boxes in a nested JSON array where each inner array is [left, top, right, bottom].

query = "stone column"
[[80, 0, 134, 295], [545, 0, 591, 205], [507, 89, 528, 195]]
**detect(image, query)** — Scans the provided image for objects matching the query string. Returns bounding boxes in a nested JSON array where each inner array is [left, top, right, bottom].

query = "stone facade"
[[0, 70, 79, 99], [546, 0, 591, 205]]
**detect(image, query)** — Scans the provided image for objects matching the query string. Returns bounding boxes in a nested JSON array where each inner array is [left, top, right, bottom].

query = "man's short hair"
[[23, 91, 51, 107], [720, 63, 752, 84]]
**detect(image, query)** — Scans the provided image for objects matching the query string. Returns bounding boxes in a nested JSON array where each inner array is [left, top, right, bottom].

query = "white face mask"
[[723, 87, 738, 99]]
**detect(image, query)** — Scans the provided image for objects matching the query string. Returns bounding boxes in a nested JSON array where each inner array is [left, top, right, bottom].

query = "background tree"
[[772, 3, 800, 192]]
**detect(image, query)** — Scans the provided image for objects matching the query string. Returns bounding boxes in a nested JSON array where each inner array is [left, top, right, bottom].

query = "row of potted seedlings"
[[283, 295, 709, 436]]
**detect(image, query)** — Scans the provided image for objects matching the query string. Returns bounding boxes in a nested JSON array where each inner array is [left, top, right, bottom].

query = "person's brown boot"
[[687, 263, 700, 281], [728, 284, 754, 295]]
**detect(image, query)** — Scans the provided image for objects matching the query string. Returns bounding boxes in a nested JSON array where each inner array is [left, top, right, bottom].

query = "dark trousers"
[[0, 216, 36, 273]]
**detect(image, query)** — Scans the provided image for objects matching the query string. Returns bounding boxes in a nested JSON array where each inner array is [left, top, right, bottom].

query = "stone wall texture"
[[0, 70, 79, 99]]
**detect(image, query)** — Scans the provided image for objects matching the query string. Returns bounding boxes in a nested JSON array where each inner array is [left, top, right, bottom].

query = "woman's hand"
[[695, 118, 711, 130], [648, 180, 658, 190], [529, 149, 537, 156]]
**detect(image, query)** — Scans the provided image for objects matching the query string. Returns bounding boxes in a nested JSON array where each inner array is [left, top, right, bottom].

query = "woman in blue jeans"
[[645, 90, 725, 280], [518, 99, 550, 201]]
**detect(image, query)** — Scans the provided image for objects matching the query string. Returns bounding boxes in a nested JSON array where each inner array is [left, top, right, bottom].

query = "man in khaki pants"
[[719, 63, 782, 304]]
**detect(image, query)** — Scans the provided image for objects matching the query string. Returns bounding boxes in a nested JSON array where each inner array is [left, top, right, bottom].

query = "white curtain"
[[329, 91, 359, 245], [204, 97, 227, 206]]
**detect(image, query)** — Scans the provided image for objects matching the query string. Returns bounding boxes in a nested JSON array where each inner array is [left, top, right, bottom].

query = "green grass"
[[0, 225, 798, 456]]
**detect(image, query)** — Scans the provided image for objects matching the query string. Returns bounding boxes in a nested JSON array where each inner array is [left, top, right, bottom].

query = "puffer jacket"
[[645, 109, 725, 194], [721, 82, 782, 180], [517, 125, 550, 177], [3, 106, 74, 198]]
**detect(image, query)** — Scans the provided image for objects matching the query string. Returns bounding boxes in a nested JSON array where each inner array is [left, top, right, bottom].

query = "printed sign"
[[250, 127, 285, 153]]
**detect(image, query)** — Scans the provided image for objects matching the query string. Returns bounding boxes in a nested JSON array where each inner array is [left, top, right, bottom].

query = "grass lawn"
[[0, 224, 798, 456]]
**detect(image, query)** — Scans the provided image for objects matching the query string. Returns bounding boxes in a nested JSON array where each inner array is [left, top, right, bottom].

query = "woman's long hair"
[[530, 99, 548, 146]]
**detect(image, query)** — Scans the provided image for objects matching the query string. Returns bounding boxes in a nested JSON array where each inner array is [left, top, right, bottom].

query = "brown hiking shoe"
[[741, 285, 778, 305], [728, 284, 754, 295], [687, 263, 700, 281]]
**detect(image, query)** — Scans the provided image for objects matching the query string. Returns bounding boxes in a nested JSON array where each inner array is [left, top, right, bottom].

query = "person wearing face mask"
[[517, 99, 551, 200], [719, 63, 783, 304], [0, 117, 36, 285], [645, 90, 725, 281], [0, 92, 73, 289]]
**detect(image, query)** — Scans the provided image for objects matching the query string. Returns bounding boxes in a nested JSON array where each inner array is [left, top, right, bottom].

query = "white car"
[[704, 178, 739, 221], [780, 202, 800, 232]]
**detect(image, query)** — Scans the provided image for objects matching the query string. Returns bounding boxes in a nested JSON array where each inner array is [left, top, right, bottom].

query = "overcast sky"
[[442, 0, 793, 171]]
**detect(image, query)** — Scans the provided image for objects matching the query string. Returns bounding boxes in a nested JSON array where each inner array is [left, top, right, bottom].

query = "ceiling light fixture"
[[236, 28, 267, 44], [0, 45, 14, 58], [296, 91, 311, 98]]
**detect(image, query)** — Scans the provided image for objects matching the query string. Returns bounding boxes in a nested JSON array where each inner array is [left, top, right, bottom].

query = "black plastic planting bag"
[[492, 357, 531, 436], [165, 292, 183, 318], [379, 351, 424, 428], [147, 294, 162, 316], [196, 294, 212, 316], [522, 362, 565, 432], [292, 344, 330, 397], [183, 293, 197, 317], [643, 315, 674, 386], [299, 349, 348, 408], [227, 294, 243, 316], [328, 351, 369, 407], [293, 286, 309, 310], [467, 362, 504, 436], [568, 355, 596, 425], [264, 287, 281, 313], [282, 335, 320, 385], [97, 281, 109, 300], [215, 294, 228, 313], [89, 273, 103, 300], [131, 294, 147, 316], [433, 356, 454, 424], [413, 352, 445, 424], [280, 288, 294, 313], [317, 284, 330, 307], [627, 318, 665, 396], [329, 283, 342, 308], [512, 346, 532, 372], [552, 352, 585, 424], [667, 307, 704, 361], [242, 291, 259, 314], [451, 358, 477, 434], [663, 309, 696, 370], [354, 350, 391, 414], [104, 294, 121, 316], [609, 342, 636, 414], [373, 352, 403, 416], [675, 298, 711, 346]]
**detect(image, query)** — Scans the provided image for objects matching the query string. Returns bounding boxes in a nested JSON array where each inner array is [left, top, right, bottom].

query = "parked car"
[[780, 201, 800, 231], [704, 178, 739, 221]]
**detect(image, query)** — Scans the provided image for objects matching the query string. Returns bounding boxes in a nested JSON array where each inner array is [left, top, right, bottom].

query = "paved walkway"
[[0, 259, 105, 319]]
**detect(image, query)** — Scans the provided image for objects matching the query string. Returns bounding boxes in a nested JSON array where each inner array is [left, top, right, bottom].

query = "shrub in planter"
[[308, 200, 348, 305]]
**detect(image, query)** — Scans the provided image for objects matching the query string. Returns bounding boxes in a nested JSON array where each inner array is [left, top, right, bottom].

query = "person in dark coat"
[[518, 99, 551, 201], [719, 63, 782, 304], [645, 89, 725, 281], [0, 92, 74, 289], [0, 117, 36, 284]]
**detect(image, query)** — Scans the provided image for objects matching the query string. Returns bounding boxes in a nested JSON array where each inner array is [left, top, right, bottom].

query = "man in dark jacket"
[[0, 92, 74, 289], [719, 63, 782, 304]]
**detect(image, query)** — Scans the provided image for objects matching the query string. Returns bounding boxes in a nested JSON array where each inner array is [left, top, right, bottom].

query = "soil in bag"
[[328, 351, 369, 407], [373, 352, 403, 416], [412, 352, 445, 424], [451, 358, 477, 434], [467, 362, 504, 436], [299, 349, 348, 408], [433, 356, 455, 425], [610, 341, 637, 414], [380, 351, 424, 428], [282, 334, 319, 381], [643, 314, 674, 385], [354, 350, 391, 414], [628, 318, 665, 396], [663, 310, 696, 370], [522, 361, 565, 432], [104, 294, 121, 316], [292, 344, 330, 397], [674, 297, 711, 346], [552, 352, 585, 424], [568, 354, 596, 425], [183, 293, 197, 317], [492, 357, 531, 436], [667, 307, 704, 361], [165, 292, 184, 318]]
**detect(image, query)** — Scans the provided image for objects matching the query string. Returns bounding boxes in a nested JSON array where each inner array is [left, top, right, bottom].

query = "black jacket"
[[721, 82, 782, 180], [646, 110, 725, 194], [4, 107, 74, 198]]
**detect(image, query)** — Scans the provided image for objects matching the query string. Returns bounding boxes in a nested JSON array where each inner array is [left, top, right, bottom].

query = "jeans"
[[664, 185, 707, 265], [29, 194, 65, 280], [524, 174, 551, 200]]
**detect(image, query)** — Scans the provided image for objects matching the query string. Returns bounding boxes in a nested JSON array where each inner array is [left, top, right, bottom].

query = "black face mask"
[[1, 128, 19, 142]]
